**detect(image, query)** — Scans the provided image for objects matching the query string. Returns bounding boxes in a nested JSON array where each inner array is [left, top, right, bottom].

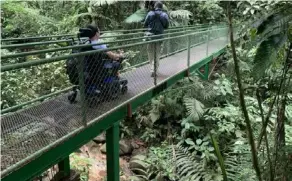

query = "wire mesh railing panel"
[[1, 60, 71, 109], [1, 113, 63, 170], [209, 28, 228, 52], [188, 32, 209, 68]]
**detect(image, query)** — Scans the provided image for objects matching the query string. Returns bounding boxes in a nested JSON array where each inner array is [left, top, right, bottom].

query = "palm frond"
[[254, 12, 292, 41], [73, 12, 115, 22], [183, 98, 205, 121], [169, 10, 192, 20], [89, 0, 118, 6], [252, 33, 287, 80], [124, 8, 148, 24]]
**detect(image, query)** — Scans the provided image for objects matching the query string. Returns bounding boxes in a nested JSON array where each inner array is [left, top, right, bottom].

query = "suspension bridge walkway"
[[1, 24, 230, 181]]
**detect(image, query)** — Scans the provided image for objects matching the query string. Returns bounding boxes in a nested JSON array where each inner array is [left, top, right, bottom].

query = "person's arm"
[[96, 44, 123, 61], [106, 51, 123, 61], [144, 12, 151, 28]]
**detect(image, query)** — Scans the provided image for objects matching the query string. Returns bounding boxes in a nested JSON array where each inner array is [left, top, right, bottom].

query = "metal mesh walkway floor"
[[1, 37, 227, 171]]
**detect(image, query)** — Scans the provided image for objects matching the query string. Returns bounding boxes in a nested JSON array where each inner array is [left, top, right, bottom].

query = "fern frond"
[[174, 145, 206, 181]]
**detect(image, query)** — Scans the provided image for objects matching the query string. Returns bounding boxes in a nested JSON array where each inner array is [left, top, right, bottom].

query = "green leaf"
[[250, 28, 257, 41], [235, 130, 243, 138], [208, 147, 215, 152], [185, 138, 195, 145], [150, 111, 160, 123], [196, 139, 202, 145], [243, 7, 250, 15]]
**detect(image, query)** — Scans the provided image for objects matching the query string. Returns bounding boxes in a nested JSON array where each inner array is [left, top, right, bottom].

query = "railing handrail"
[[0, 25, 196, 42], [1, 27, 228, 72], [1, 25, 225, 49], [1, 23, 226, 42]]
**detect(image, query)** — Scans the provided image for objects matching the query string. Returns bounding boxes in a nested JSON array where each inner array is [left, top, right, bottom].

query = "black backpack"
[[66, 49, 80, 85], [151, 11, 163, 35], [65, 40, 93, 85]]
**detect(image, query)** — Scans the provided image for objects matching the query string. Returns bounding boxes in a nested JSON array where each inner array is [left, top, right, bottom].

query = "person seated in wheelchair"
[[80, 24, 125, 85], [83, 24, 124, 61]]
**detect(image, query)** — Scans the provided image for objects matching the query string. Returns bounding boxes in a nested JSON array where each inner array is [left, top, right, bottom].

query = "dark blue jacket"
[[144, 8, 169, 37]]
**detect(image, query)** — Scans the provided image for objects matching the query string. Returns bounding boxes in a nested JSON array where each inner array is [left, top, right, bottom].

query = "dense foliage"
[[121, 1, 292, 181]]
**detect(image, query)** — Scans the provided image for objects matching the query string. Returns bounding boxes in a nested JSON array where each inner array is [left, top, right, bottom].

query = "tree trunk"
[[276, 44, 292, 149], [226, 2, 262, 181], [275, 98, 286, 149]]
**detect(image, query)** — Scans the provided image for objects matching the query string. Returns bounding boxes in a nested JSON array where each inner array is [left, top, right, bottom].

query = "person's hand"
[[119, 52, 125, 59], [117, 49, 124, 54], [119, 53, 125, 59], [118, 49, 124, 58]]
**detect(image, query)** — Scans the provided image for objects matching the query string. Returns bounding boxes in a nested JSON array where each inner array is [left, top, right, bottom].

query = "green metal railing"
[[1, 24, 197, 42], [1, 23, 225, 42], [1, 26, 229, 181], [1, 26, 221, 59]]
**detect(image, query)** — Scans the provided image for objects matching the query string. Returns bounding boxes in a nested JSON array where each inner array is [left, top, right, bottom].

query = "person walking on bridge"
[[144, 1, 169, 77]]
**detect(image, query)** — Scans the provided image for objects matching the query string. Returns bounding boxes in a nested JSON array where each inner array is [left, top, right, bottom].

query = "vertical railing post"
[[226, 27, 230, 45], [127, 103, 132, 118], [58, 157, 70, 178], [206, 29, 210, 57], [154, 42, 157, 86], [77, 55, 87, 126], [187, 34, 191, 76], [106, 122, 120, 181], [167, 32, 170, 56]]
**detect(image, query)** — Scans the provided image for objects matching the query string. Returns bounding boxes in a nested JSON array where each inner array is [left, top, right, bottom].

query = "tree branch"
[[256, 89, 274, 181]]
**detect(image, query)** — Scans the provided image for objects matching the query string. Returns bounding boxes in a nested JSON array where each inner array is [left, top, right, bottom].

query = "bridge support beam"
[[204, 63, 209, 80], [58, 156, 70, 178], [106, 122, 120, 181]]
